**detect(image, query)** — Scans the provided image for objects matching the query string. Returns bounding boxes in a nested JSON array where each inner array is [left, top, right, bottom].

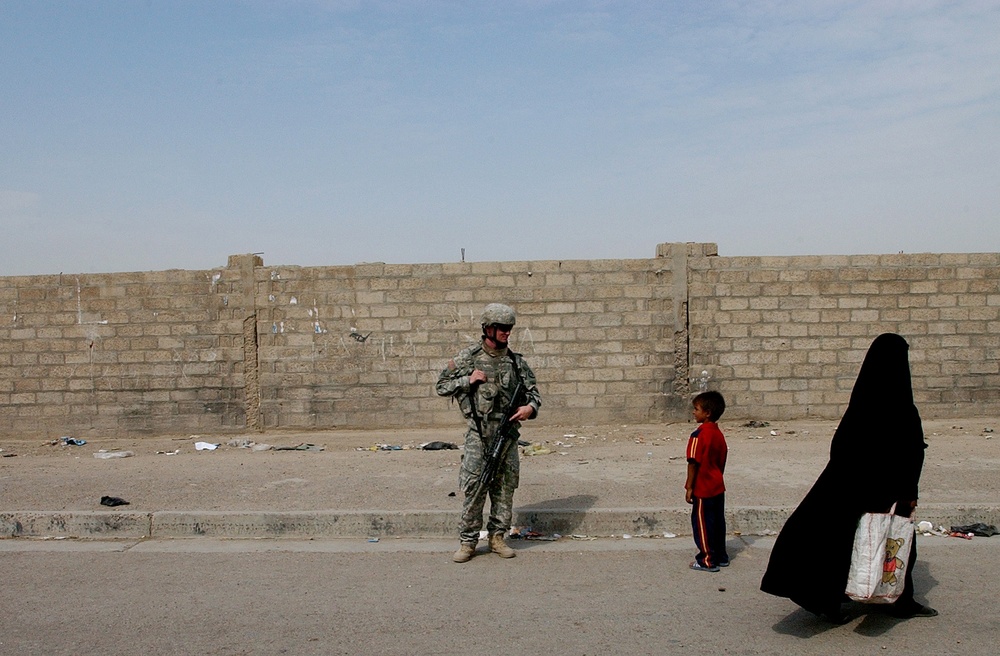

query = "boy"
[[685, 391, 729, 572]]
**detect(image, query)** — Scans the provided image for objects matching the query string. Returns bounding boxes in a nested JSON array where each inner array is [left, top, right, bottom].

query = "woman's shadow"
[[771, 558, 939, 637]]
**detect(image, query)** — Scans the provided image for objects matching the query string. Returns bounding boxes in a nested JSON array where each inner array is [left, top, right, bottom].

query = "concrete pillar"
[[655, 242, 717, 411], [228, 253, 263, 431]]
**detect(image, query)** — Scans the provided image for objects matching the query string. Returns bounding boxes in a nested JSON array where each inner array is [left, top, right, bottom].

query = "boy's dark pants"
[[691, 493, 729, 568]]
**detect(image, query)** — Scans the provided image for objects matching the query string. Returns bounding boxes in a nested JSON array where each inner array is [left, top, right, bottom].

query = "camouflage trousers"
[[458, 427, 520, 544]]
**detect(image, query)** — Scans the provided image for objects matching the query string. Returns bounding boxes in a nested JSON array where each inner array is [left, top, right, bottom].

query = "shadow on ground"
[[512, 494, 598, 546], [769, 555, 939, 638]]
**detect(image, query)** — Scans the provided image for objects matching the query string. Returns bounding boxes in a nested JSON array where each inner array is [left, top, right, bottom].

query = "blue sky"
[[2, 1, 998, 276]]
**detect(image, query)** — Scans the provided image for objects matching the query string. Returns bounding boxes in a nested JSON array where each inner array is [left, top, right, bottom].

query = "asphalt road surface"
[[1, 534, 996, 655]]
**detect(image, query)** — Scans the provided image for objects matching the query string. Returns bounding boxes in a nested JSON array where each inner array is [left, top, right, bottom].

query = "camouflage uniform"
[[436, 335, 541, 545]]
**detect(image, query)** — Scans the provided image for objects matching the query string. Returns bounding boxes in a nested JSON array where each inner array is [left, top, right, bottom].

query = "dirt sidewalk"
[[2, 418, 997, 516]]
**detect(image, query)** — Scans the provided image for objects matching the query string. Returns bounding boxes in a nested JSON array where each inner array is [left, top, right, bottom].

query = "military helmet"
[[480, 303, 516, 327]]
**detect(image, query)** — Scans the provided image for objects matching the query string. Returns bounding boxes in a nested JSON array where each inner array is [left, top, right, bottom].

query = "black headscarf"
[[760, 333, 927, 612]]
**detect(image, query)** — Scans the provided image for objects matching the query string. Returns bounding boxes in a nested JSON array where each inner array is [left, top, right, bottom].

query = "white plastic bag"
[[845, 504, 915, 603]]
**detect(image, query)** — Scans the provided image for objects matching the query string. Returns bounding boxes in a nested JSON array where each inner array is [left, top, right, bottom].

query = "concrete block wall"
[[2, 244, 997, 438], [687, 252, 1000, 420], [0, 267, 250, 438], [254, 254, 685, 430]]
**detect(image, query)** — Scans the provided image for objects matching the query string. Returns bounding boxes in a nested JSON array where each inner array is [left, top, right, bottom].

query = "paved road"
[[1, 535, 996, 655]]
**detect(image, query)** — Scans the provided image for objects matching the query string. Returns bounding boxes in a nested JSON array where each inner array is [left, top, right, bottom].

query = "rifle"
[[468, 381, 525, 504]]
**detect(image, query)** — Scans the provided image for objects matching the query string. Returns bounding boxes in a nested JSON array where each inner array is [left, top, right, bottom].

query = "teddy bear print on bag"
[[882, 537, 906, 585]]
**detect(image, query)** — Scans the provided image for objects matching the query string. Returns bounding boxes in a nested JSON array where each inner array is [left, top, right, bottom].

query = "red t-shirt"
[[686, 421, 728, 498]]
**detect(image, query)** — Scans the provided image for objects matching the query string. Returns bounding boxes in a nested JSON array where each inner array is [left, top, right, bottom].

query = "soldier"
[[436, 303, 542, 563]]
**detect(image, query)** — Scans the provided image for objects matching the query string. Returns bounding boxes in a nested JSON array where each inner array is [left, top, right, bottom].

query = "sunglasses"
[[491, 324, 514, 332]]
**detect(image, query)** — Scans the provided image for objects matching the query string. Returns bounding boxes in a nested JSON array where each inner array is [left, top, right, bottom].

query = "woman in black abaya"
[[760, 333, 937, 622]]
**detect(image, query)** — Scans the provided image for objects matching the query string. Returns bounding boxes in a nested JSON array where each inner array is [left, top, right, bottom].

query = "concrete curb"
[[3, 505, 998, 540]]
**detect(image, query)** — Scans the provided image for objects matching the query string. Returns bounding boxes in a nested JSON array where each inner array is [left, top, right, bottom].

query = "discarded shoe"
[[689, 561, 720, 573], [100, 496, 129, 507]]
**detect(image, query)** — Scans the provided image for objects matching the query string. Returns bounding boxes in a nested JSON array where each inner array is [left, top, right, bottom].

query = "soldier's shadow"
[[510, 495, 598, 550]]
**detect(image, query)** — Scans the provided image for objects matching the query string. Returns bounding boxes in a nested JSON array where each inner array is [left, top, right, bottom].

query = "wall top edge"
[[2, 247, 998, 283]]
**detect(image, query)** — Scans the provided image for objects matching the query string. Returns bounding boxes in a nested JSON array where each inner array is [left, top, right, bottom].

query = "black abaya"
[[760, 333, 927, 617]]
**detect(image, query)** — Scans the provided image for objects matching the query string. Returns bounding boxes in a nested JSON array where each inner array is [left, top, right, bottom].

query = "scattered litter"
[[918, 524, 951, 537], [950, 523, 998, 537], [984, 427, 994, 433], [517, 439, 531, 447], [571, 534, 596, 541], [509, 527, 560, 541], [420, 441, 458, 450], [274, 443, 324, 451], [769, 430, 778, 436], [563, 434, 577, 438], [225, 438, 275, 451], [622, 534, 633, 539], [448, 491, 456, 497], [194, 442, 219, 451], [663, 532, 677, 538], [743, 420, 770, 428], [100, 495, 129, 507], [949, 531, 973, 540], [368, 537, 379, 543], [156, 449, 180, 456], [93, 450, 135, 459], [61, 437, 86, 446], [522, 443, 551, 456]]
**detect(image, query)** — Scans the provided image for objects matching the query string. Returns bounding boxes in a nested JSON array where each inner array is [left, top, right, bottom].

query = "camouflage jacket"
[[435, 342, 541, 436]]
